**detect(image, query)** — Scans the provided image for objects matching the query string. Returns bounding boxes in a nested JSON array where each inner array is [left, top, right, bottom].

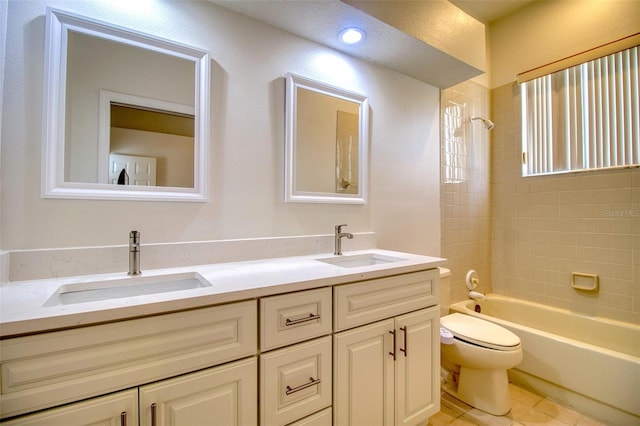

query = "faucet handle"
[[335, 224, 348, 232]]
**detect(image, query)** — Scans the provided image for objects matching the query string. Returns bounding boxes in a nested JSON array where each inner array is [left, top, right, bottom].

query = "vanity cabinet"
[[1, 265, 440, 426], [333, 269, 440, 426]]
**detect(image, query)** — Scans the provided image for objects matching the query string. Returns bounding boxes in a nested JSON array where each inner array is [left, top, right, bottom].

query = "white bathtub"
[[449, 295, 640, 425]]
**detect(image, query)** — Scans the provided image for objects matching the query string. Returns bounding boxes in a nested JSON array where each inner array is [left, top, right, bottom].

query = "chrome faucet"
[[128, 230, 141, 275], [334, 224, 353, 255]]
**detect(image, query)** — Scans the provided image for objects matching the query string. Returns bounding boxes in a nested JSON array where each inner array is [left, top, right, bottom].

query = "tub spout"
[[469, 290, 486, 301]]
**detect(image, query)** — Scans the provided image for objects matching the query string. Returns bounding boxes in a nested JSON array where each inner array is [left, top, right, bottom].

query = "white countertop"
[[0, 249, 445, 338]]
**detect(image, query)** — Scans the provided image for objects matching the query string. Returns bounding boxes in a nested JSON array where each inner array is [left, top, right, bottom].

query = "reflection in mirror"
[[285, 73, 369, 204], [43, 8, 210, 201], [108, 104, 194, 187], [97, 91, 195, 188], [336, 111, 359, 194]]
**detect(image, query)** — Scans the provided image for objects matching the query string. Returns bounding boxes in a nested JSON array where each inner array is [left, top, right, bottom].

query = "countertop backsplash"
[[3, 232, 377, 283]]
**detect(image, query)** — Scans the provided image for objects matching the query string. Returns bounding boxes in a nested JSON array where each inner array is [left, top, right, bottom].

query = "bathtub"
[[449, 295, 640, 425]]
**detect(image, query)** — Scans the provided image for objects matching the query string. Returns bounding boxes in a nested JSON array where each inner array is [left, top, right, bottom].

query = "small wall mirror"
[[285, 73, 369, 204], [42, 8, 210, 201]]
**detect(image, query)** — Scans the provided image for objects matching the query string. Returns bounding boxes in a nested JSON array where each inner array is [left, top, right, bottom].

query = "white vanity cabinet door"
[[333, 307, 440, 426], [395, 307, 440, 426], [260, 287, 332, 351], [334, 319, 395, 426], [139, 357, 257, 426], [0, 389, 137, 426], [260, 336, 332, 426]]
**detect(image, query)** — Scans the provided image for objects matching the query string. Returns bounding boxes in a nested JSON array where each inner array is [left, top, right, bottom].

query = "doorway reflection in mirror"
[[107, 104, 194, 188]]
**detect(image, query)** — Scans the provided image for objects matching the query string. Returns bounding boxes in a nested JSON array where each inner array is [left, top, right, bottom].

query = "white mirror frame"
[[42, 8, 210, 202], [285, 73, 369, 204]]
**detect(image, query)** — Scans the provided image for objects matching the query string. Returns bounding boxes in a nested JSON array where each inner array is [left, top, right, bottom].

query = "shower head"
[[470, 116, 495, 130]]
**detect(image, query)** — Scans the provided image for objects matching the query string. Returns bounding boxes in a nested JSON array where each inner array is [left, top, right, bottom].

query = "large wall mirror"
[[285, 73, 369, 204], [42, 8, 210, 201]]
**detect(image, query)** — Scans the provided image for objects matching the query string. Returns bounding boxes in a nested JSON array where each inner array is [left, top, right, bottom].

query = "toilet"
[[438, 268, 523, 416]]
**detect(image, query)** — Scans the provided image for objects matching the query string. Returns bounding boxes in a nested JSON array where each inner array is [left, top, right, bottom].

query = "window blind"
[[521, 45, 639, 176]]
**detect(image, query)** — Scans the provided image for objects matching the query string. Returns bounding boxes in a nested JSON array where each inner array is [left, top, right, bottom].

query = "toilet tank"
[[439, 267, 451, 317]]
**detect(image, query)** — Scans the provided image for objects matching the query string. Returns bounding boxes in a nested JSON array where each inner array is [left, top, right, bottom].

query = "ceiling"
[[449, 0, 535, 24], [213, 0, 486, 88], [211, 1, 535, 87]]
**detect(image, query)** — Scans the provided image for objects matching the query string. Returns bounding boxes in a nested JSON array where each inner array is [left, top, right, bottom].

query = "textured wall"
[[489, 0, 640, 88], [1, 0, 440, 256]]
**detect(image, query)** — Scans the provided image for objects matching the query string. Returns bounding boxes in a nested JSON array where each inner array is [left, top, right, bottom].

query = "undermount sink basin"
[[315, 253, 406, 268], [44, 272, 211, 306]]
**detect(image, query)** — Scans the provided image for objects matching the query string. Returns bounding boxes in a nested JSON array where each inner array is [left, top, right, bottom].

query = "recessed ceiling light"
[[338, 27, 365, 45]]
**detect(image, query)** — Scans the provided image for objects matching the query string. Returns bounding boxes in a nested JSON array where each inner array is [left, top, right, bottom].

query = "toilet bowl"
[[440, 312, 523, 416]]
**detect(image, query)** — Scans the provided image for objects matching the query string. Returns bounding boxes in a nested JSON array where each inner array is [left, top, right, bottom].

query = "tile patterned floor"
[[428, 384, 607, 426]]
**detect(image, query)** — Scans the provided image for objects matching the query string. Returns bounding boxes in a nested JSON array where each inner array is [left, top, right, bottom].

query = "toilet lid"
[[440, 313, 521, 351]]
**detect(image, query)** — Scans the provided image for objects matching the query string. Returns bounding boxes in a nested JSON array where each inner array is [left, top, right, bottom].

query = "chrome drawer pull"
[[285, 313, 320, 326], [285, 377, 321, 395]]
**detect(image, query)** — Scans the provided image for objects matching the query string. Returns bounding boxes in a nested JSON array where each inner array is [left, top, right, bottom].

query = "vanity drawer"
[[0, 300, 257, 419], [260, 336, 332, 426], [288, 407, 332, 426], [334, 269, 439, 331], [260, 287, 332, 351]]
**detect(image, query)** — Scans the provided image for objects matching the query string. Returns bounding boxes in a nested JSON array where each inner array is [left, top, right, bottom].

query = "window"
[[442, 101, 468, 183], [521, 45, 639, 176]]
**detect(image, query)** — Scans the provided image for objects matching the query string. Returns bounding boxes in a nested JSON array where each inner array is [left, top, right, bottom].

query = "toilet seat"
[[441, 313, 520, 351]]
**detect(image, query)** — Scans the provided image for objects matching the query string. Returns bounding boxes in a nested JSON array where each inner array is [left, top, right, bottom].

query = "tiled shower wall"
[[440, 80, 492, 307], [491, 82, 640, 324]]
